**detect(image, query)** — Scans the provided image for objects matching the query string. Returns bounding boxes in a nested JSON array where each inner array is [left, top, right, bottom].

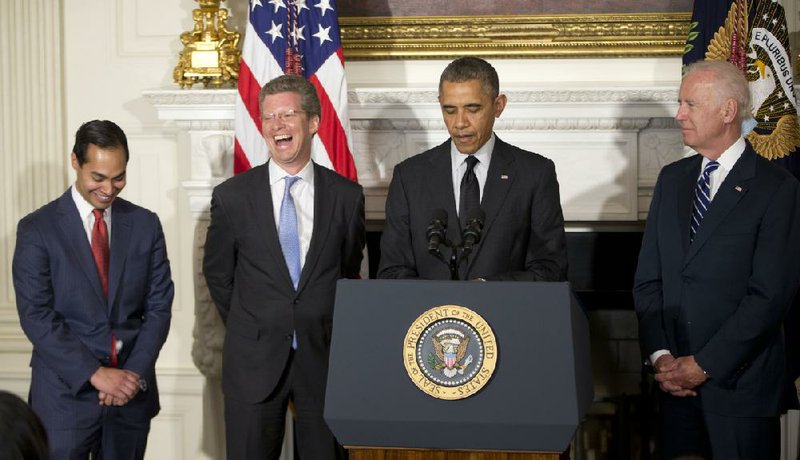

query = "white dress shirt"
[[71, 185, 112, 245], [698, 136, 745, 201], [269, 160, 315, 269], [451, 134, 495, 216]]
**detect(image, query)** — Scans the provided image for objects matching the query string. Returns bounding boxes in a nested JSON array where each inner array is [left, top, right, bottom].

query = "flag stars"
[[251, 0, 263, 11], [762, 13, 769, 20], [295, 0, 310, 12], [785, 102, 791, 110], [268, 0, 286, 13], [266, 20, 284, 43], [315, 0, 334, 17], [313, 25, 332, 45], [292, 25, 307, 43], [763, 115, 770, 122], [772, 18, 778, 25]]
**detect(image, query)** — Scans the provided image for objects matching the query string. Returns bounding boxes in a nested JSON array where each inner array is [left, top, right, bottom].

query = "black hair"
[[71, 120, 130, 165]]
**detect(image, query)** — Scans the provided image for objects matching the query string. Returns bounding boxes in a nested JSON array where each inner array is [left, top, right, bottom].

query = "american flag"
[[235, 0, 357, 180]]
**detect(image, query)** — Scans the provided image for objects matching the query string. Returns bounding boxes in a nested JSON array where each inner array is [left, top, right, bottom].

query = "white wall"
[[1, 1, 798, 459]]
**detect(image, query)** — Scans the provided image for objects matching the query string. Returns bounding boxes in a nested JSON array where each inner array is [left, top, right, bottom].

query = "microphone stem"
[[449, 246, 460, 280]]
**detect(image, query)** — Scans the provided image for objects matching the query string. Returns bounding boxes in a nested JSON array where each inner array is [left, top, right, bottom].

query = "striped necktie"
[[690, 160, 720, 243]]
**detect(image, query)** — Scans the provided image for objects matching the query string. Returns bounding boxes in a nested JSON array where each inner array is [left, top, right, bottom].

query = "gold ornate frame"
[[339, 13, 691, 60]]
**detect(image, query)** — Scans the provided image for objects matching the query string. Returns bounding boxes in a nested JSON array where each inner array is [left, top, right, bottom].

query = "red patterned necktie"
[[91, 209, 117, 367], [91, 209, 109, 298]]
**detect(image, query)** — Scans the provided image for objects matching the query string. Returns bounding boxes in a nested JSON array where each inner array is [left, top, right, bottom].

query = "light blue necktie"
[[279, 176, 301, 349], [690, 160, 720, 243], [279, 176, 302, 289]]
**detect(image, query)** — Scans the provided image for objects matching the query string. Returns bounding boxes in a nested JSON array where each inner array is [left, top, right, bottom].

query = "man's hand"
[[90, 367, 141, 406], [97, 391, 129, 406], [654, 355, 707, 397]]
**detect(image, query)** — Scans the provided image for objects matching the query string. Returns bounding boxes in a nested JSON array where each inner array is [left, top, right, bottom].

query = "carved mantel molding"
[[145, 86, 684, 222], [146, 85, 684, 377]]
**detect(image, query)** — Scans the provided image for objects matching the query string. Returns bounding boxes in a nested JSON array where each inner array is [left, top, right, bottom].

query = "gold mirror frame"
[[340, 12, 691, 60]]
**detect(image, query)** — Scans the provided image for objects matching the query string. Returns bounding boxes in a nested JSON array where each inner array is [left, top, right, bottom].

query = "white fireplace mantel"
[[144, 85, 685, 224]]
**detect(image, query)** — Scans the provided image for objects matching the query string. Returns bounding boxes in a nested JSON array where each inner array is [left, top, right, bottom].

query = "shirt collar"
[[268, 159, 314, 186], [701, 136, 745, 172], [70, 184, 112, 220], [450, 133, 495, 169]]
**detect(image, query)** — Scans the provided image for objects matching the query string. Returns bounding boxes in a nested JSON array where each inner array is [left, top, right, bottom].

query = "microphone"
[[461, 209, 485, 253], [426, 209, 448, 259]]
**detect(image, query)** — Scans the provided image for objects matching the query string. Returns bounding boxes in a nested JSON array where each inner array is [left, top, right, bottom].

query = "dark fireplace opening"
[[364, 229, 652, 459], [365, 230, 644, 307]]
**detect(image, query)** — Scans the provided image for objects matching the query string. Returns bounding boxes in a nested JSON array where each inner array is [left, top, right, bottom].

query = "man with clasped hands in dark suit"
[[203, 75, 365, 460], [378, 57, 568, 281], [634, 60, 800, 459], [13, 120, 174, 459]]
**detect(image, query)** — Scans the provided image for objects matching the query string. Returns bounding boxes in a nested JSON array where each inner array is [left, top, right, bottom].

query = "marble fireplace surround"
[[144, 85, 684, 377], [145, 85, 686, 225]]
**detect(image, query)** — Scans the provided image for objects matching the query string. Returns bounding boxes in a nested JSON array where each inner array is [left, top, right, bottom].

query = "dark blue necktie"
[[690, 160, 720, 242]]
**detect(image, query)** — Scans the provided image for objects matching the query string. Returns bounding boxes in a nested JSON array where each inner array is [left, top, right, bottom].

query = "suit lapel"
[[55, 192, 107, 308], [684, 148, 755, 265], [675, 156, 701, 256], [252, 164, 294, 288], [428, 143, 461, 242], [465, 138, 515, 273], [298, 163, 333, 292], [108, 202, 131, 309]]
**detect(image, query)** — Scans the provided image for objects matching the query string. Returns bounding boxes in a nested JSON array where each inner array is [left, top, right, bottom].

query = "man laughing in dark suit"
[[203, 75, 365, 460], [634, 60, 800, 459], [378, 56, 568, 281]]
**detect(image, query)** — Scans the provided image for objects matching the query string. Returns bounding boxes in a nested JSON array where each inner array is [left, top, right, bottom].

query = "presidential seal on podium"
[[403, 304, 498, 400]]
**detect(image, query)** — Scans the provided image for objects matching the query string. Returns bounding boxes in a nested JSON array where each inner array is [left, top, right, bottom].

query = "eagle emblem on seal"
[[430, 328, 474, 378]]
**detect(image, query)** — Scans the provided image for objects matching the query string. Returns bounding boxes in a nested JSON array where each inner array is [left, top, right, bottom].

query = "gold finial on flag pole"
[[174, 0, 241, 88]]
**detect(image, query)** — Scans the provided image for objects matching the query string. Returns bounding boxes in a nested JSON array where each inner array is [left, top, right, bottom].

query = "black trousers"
[[224, 351, 346, 460], [659, 393, 779, 460]]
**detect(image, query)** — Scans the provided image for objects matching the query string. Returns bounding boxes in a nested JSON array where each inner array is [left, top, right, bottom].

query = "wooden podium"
[[347, 447, 569, 459], [325, 280, 592, 457], [348, 447, 568, 459]]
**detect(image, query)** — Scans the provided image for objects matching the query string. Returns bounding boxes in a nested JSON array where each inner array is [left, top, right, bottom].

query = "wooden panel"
[[348, 448, 567, 460]]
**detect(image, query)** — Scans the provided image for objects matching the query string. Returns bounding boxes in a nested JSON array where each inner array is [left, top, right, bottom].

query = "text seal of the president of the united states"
[[403, 304, 498, 400]]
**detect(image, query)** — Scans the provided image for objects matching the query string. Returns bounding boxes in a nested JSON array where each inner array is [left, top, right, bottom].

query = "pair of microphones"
[[426, 208, 485, 279]]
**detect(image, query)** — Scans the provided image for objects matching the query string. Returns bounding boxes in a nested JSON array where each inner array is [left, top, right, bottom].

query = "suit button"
[[285, 334, 292, 341], [293, 299, 299, 304]]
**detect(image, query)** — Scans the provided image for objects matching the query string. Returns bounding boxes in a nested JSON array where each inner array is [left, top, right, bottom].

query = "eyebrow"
[[91, 171, 126, 180], [442, 102, 483, 109]]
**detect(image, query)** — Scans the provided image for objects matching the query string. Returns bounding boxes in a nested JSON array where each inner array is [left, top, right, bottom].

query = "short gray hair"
[[683, 60, 751, 123]]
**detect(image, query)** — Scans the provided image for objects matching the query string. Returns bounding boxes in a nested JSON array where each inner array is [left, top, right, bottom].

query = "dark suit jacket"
[[203, 161, 365, 403], [633, 142, 800, 417], [378, 136, 567, 281], [13, 190, 174, 429]]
